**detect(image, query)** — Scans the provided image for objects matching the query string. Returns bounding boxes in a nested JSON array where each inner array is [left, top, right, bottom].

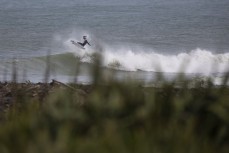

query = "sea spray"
[[66, 39, 229, 74]]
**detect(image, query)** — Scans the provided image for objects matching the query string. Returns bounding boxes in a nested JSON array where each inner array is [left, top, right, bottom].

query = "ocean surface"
[[0, 0, 229, 84]]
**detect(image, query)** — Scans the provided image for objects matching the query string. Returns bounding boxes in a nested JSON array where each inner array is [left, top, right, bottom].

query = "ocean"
[[0, 0, 229, 84]]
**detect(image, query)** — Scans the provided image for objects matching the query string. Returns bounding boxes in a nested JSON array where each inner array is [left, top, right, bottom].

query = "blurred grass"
[[0, 54, 229, 153]]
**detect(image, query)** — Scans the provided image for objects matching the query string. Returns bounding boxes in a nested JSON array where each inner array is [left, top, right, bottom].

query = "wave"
[[64, 38, 229, 74], [2, 32, 227, 83], [50, 29, 229, 74], [103, 48, 229, 74], [1, 48, 228, 84]]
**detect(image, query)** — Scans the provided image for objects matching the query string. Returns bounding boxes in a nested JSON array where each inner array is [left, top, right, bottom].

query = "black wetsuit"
[[77, 39, 91, 47]]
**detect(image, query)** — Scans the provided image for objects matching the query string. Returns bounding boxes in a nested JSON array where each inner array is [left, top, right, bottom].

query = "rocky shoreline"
[[0, 80, 92, 114]]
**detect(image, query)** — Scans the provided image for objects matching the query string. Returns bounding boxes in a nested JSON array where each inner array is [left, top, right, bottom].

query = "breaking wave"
[[1, 37, 229, 83], [64, 39, 229, 74]]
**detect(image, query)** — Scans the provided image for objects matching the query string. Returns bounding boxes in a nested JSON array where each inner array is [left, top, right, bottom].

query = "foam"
[[92, 46, 229, 74], [62, 33, 229, 74]]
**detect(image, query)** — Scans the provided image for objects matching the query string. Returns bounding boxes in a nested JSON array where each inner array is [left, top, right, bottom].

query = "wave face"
[[64, 38, 229, 74]]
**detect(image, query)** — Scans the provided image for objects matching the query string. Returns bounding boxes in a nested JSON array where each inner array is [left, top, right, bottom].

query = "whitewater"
[[64, 35, 229, 74]]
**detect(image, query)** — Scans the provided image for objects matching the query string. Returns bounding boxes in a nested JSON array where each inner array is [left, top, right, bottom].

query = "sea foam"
[[63, 35, 229, 74]]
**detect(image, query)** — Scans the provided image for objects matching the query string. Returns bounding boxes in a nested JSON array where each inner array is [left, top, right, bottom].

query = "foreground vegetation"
[[0, 59, 229, 153]]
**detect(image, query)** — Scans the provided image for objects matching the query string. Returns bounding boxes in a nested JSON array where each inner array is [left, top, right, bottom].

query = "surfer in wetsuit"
[[77, 36, 91, 47]]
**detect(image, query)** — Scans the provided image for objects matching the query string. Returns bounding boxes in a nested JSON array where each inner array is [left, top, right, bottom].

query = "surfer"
[[77, 36, 91, 47]]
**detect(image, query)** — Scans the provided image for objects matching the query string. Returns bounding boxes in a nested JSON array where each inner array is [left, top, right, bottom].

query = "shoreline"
[[0, 80, 92, 113], [0, 78, 227, 111]]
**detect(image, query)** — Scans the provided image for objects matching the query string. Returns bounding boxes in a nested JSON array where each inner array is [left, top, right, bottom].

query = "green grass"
[[0, 57, 229, 153]]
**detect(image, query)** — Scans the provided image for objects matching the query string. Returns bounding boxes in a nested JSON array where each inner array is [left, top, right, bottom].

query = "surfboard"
[[71, 40, 85, 49]]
